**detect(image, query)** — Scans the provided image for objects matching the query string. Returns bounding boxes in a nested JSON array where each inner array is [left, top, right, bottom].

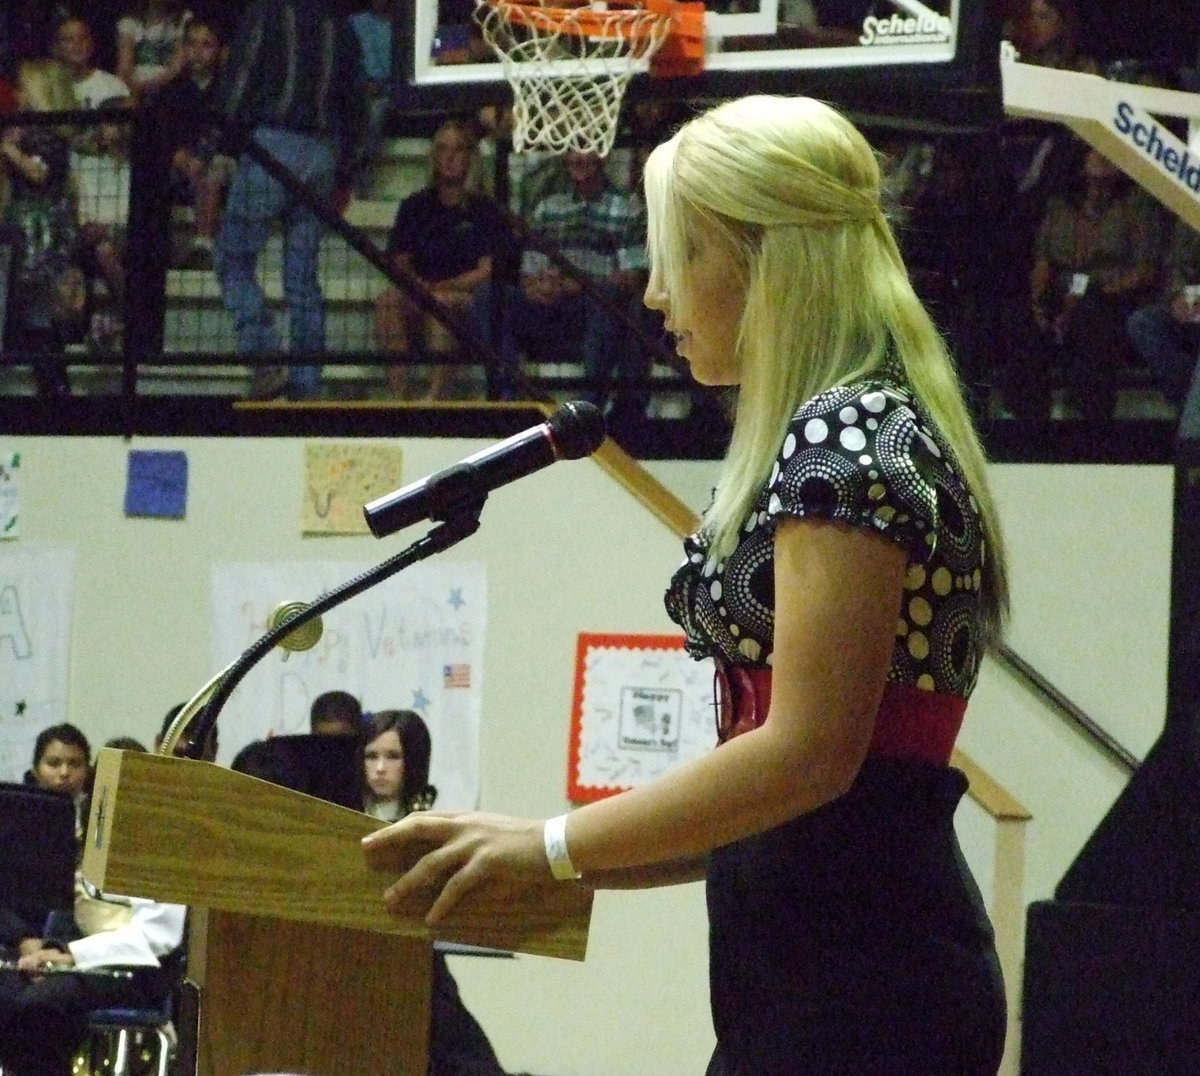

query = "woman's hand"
[[362, 811, 547, 926]]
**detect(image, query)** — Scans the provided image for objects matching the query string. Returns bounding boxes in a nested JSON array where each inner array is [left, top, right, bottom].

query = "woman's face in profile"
[[645, 225, 745, 388], [364, 728, 405, 801], [35, 739, 89, 797]]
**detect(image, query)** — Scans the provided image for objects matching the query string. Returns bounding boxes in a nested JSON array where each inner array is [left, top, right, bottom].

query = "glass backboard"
[[396, 0, 995, 119]]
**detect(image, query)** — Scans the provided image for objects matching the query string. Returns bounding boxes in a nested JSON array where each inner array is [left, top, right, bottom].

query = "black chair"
[[86, 998, 174, 1076], [231, 733, 362, 810], [0, 781, 77, 939]]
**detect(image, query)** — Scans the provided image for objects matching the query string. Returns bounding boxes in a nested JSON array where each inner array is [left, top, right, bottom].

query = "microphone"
[[363, 400, 606, 538]]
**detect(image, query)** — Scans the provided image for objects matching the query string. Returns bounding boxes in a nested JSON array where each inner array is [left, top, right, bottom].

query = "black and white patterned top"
[[665, 377, 988, 698]]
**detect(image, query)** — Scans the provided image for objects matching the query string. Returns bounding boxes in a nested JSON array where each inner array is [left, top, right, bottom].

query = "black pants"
[[429, 949, 507, 1076], [705, 759, 1006, 1076]]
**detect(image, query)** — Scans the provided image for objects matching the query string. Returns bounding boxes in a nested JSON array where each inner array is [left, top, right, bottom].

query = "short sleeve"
[[766, 382, 947, 563], [386, 191, 423, 258]]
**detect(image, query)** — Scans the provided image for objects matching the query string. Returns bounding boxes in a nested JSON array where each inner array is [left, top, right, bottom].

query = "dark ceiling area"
[[1079, 2, 1199, 74]]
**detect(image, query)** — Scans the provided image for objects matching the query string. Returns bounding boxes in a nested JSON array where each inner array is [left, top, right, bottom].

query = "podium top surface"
[[83, 747, 591, 961]]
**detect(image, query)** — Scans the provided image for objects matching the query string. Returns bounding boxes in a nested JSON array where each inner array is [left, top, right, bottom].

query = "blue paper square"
[[125, 450, 188, 519]]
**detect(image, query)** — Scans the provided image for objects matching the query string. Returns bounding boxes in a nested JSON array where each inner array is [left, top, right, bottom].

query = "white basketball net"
[[475, 0, 672, 156]]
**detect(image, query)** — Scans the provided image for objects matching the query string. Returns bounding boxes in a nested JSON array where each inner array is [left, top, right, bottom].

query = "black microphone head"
[[547, 400, 606, 460]]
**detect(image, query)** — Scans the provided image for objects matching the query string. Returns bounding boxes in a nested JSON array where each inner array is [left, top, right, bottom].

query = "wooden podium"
[[83, 748, 592, 1076]]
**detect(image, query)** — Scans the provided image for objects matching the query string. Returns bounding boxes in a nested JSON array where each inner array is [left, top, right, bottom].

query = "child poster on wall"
[[302, 443, 405, 536], [568, 632, 715, 802]]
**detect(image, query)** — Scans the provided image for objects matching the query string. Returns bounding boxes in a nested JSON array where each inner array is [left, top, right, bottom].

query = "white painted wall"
[[4, 435, 1173, 1074]]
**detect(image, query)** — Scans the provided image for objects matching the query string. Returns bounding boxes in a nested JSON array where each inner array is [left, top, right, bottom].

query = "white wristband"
[[543, 814, 580, 881]]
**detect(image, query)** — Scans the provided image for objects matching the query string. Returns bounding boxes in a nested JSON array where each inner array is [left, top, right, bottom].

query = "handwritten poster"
[[303, 443, 405, 535], [210, 559, 485, 809], [568, 632, 715, 802], [0, 451, 20, 539], [0, 547, 75, 782]]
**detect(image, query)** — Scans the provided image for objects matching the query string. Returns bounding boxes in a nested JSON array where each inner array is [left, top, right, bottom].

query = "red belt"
[[714, 662, 965, 765]]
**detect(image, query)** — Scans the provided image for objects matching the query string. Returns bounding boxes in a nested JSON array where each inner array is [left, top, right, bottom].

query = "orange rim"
[[484, 0, 671, 41]]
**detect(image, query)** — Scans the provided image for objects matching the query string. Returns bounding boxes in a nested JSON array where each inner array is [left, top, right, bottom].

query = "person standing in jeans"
[[214, 0, 365, 400]]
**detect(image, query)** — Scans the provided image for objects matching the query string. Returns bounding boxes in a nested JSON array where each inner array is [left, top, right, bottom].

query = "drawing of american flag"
[[443, 663, 472, 689]]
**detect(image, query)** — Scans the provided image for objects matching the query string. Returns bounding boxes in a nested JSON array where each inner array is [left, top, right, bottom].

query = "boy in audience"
[[52, 14, 130, 325], [147, 14, 229, 268], [310, 689, 362, 737]]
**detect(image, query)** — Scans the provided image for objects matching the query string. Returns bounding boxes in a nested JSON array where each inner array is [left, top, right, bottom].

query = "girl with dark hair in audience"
[[360, 708, 436, 822], [358, 709, 507, 1076]]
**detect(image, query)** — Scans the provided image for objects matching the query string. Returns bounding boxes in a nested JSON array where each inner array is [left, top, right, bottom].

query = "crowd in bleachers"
[[1, 0, 1198, 429]]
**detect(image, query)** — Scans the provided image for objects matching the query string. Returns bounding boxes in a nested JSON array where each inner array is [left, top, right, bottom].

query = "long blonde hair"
[[17, 59, 78, 115], [643, 95, 1008, 640]]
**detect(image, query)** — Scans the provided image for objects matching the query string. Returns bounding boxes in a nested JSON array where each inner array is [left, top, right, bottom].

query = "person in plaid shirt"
[[478, 151, 647, 403]]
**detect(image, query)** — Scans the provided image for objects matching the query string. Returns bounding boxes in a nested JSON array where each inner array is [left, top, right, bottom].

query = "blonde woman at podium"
[[365, 94, 1011, 1076]]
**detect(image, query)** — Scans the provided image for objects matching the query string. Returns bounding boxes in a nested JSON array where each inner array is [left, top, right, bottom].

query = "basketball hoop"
[[475, 0, 704, 156]]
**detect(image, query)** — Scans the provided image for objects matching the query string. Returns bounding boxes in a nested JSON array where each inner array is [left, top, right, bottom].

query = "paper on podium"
[[83, 747, 591, 961]]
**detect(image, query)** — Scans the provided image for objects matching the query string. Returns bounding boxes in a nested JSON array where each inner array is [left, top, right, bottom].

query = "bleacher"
[[0, 108, 1182, 461]]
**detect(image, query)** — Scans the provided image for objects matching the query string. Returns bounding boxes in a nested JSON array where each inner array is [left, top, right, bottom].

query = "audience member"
[[1, 3, 71, 82], [103, 736, 147, 752], [115, 0, 189, 102], [476, 150, 646, 405], [373, 117, 508, 399], [51, 14, 129, 331], [993, 0, 1101, 412], [55, 16, 132, 113], [1, 725, 186, 1076], [230, 738, 290, 783], [214, 0, 366, 401], [357, 709, 506, 1076], [359, 709, 435, 821], [1004, 0, 1098, 72], [54, 16, 133, 113], [347, 0, 394, 198], [1002, 146, 1163, 418], [155, 701, 218, 761], [145, 13, 228, 269], [1, 59, 89, 396], [310, 689, 362, 737], [1126, 216, 1200, 414], [21, 723, 91, 839]]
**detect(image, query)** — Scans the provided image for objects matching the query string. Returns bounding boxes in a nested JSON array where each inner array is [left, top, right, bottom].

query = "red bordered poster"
[[567, 632, 716, 803]]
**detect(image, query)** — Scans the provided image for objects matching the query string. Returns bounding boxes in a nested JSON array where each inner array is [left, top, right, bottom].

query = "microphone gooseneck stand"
[[164, 501, 485, 761]]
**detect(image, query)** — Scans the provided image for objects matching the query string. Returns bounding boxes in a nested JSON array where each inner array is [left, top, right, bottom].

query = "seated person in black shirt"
[[373, 117, 510, 400], [147, 14, 230, 268]]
